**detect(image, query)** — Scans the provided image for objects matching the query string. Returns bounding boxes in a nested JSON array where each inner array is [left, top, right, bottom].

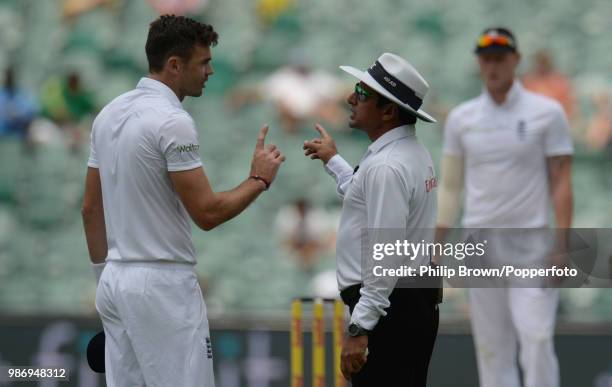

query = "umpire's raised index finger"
[[315, 124, 330, 138]]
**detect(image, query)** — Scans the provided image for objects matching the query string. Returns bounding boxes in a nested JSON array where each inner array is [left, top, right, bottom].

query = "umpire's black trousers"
[[340, 285, 439, 387]]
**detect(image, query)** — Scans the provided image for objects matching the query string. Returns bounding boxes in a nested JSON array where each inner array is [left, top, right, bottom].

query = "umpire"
[[303, 53, 441, 387]]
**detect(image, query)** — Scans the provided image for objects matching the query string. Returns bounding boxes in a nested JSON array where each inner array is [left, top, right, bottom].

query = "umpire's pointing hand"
[[250, 125, 285, 185], [303, 124, 338, 164]]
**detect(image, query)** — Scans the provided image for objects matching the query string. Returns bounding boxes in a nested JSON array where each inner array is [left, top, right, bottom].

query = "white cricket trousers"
[[469, 287, 560, 387], [95, 261, 215, 387]]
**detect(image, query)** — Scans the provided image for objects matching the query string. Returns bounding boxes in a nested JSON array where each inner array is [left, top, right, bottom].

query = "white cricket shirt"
[[325, 125, 438, 330], [88, 77, 203, 264], [443, 81, 573, 228]]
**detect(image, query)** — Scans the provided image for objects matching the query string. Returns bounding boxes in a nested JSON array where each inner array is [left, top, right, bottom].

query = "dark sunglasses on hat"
[[474, 27, 517, 54]]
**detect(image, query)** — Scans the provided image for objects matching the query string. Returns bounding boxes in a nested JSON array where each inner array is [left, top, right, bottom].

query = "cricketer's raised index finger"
[[256, 125, 269, 150]]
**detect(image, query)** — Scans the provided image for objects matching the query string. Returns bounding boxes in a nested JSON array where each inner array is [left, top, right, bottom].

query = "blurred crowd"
[[3, 46, 612, 158], [0, 66, 96, 153]]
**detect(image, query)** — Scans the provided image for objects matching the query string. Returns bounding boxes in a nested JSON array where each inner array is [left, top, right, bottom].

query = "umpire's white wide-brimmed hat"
[[340, 53, 436, 123]]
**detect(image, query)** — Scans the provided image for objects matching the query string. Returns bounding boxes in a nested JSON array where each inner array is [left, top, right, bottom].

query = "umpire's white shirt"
[[443, 81, 573, 228], [88, 77, 202, 264], [325, 125, 438, 330]]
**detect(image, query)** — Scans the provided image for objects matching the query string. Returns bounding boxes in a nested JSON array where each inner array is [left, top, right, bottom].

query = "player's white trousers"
[[469, 287, 559, 387], [96, 260, 215, 387]]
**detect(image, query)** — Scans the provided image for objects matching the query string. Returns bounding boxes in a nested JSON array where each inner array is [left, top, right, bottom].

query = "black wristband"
[[249, 175, 270, 190]]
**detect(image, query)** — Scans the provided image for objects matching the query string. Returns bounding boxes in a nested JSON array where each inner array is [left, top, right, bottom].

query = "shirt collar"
[[483, 79, 523, 109], [367, 125, 415, 155], [136, 77, 182, 108]]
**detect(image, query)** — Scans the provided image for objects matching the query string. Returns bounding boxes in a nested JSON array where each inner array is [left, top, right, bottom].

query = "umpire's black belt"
[[340, 284, 443, 309]]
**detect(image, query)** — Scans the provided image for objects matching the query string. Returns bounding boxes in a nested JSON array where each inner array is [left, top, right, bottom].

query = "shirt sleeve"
[[350, 164, 413, 330], [442, 108, 464, 157], [324, 154, 354, 199], [544, 103, 574, 156], [159, 112, 203, 172], [87, 125, 99, 168]]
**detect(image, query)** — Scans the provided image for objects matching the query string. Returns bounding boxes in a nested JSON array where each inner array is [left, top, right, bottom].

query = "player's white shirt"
[[443, 81, 573, 228], [88, 77, 202, 264], [325, 125, 438, 329]]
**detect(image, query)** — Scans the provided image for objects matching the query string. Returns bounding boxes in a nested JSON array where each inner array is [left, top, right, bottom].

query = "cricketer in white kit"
[[436, 28, 573, 387], [81, 15, 285, 387]]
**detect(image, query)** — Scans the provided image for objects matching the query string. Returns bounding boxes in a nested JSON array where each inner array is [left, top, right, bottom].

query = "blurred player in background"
[[304, 53, 440, 386], [436, 27, 573, 387], [81, 15, 284, 387]]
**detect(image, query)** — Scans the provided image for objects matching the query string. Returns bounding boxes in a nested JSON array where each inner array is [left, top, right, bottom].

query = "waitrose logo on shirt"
[[177, 143, 200, 153]]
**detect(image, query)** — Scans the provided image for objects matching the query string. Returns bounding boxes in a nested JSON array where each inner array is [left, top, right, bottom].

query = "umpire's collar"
[[137, 77, 183, 109], [367, 125, 416, 155]]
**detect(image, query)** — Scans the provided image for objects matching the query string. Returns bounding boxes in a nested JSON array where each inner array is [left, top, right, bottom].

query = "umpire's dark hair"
[[376, 94, 417, 125], [146, 15, 218, 73]]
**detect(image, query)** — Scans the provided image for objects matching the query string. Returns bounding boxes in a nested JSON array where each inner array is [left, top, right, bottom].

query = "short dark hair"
[[146, 15, 219, 73], [376, 94, 417, 125]]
